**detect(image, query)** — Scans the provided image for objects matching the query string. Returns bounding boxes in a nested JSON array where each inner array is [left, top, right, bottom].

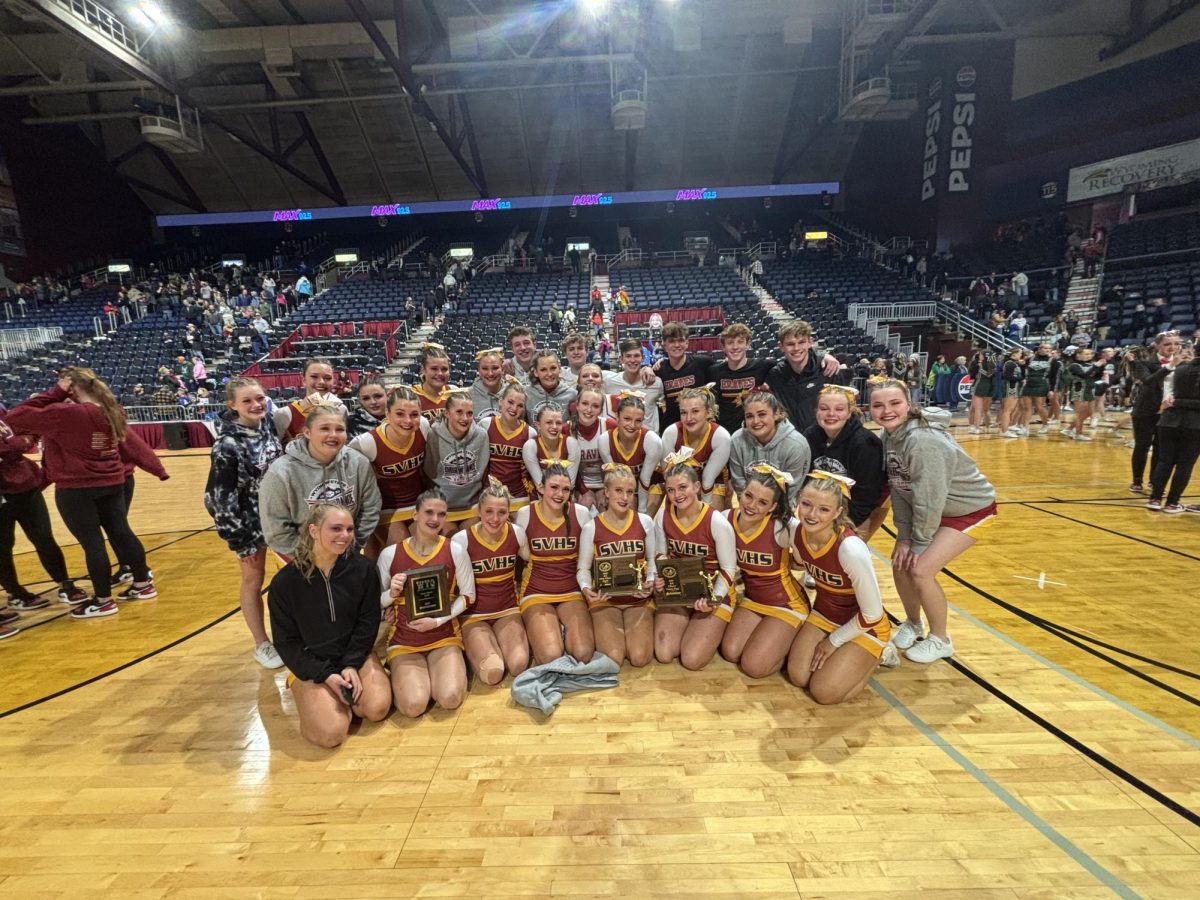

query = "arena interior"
[[0, 0, 1198, 897]]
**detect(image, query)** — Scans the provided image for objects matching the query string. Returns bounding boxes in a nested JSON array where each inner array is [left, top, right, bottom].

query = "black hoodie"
[[268, 553, 382, 684], [203, 409, 283, 556], [803, 415, 885, 526]]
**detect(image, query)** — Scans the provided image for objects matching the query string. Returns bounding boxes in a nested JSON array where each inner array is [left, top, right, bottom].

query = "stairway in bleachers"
[[1063, 258, 1101, 329]]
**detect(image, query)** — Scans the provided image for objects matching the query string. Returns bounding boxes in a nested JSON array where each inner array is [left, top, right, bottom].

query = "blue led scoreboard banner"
[[156, 181, 839, 228]]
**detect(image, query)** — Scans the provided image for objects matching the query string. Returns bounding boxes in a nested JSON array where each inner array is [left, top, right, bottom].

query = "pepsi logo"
[[956, 66, 977, 90]]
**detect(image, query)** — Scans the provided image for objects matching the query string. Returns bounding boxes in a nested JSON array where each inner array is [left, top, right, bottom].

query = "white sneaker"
[[1037, 426, 1050, 434], [1075, 433, 1093, 442], [891, 619, 924, 650], [967, 426, 981, 435], [1047, 418, 1059, 425], [1003, 429, 1018, 439], [879, 643, 902, 668], [905, 634, 954, 664], [254, 641, 285, 669]]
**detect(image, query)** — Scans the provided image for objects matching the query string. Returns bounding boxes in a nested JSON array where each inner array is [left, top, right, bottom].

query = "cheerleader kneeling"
[[378, 489, 476, 718], [577, 464, 660, 668], [787, 474, 894, 705]]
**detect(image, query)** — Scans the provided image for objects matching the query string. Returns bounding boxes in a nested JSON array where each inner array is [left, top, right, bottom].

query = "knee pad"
[[477, 652, 504, 685]]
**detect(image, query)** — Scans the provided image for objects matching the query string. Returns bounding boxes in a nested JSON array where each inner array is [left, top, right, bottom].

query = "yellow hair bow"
[[445, 385, 471, 395], [539, 458, 563, 469], [748, 463, 795, 488], [475, 347, 503, 360], [423, 341, 446, 351], [487, 475, 505, 490], [601, 462, 632, 474], [617, 389, 646, 401], [821, 384, 860, 399], [661, 446, 696, 468], [807, 470, 855, 497]]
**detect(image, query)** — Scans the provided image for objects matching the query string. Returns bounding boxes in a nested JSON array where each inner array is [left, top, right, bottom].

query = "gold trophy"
[[592, 554, 646, 593], [656, 558, 711, 606]]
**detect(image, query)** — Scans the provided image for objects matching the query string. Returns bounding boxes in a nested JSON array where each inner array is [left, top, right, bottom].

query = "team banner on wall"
[[0, 143, 26, 257], [1066, 138, 1200, 202]]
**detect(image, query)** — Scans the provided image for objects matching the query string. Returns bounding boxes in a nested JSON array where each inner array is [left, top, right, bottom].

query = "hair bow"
[[807, 470, 855, 497], [539, 458, 561, 469], [617, 389, 646, 401], [748, 463, 795, 488], [475, 347, 503, 360], [661, 446, 696, 468], [487, 475, 505, 489], [423, 341, 446, 351], [821, 384, 860, 399]]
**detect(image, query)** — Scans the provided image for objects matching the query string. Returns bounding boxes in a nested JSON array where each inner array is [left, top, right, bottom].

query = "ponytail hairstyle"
[[387, 384, 420, 411], [357, 376, 387, 398], [741, 385, 787, 424], [418, 342, 450, 374], [293, 503, 351, 581], [601, 462, 637, 490], [534, 400, 564, 437], [871, 377, 926, 424], [61, 367, 127, 442], [615, 392, 646, 418], [303, 403, 348, 430], [801, 472, 855, 534], [662, 452, 702, 487], [539, 460, 575, 536], [570, 388, 605, 433], [224, 375, 263, 405], [678, 384, 718, 424], [479, 475, 511, 508], [302, 357, 334, 377], [444, 388, 474, 414], [415, 486, 449, 513], [744, 465, 793, 525]]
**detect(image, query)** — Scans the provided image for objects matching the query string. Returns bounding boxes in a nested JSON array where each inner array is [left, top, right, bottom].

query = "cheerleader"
[[577, 464, 660, 667], [423, 391, 490, 533], [468, 347, 508, 421], [870, 379, 997, 663], [967, 350, 994, 434], [568, 387, 608, 510], [998, 348, 1025, 437], [480, 382, 535, 512], [379, 488, 475, 717], [451, 480, 531, 682], [659, 385, 732, 509], [654, 452, 738, 669], [573, 363, 614, 418], [413, 343, 453, 422], [1020, 344, 1054, 434], [522, 402, 581, 493], [598, 394, 664, 515], [268, 504, 391, 747], [515, 462, 594, 664], [271, 357, 346, 442], [787, 474, 895, 704], [802, 385, 886, 538], [203, 376, 284, 667], [348, 377, 389, 437], [348, 385, 429, 552], [728, 388, 810, 507], [1066, 348, 1105, 442], [719, 465, 808, 678]]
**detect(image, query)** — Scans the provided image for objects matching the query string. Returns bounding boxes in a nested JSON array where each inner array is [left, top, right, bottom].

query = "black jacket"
[[268, 553, 382, 684], [803, 416, 885, 526], [1131, 359, 1167, 418], [1160, 360, 1200, 431], [203, 410, 283, 557], [765, 354, 826, 433]]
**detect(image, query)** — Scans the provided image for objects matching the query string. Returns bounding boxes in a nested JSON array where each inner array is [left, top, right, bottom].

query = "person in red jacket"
[[7, 368, 166, 620]]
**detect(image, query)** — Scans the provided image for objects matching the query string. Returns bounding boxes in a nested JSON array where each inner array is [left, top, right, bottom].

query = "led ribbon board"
[[156, 182, 840, 228]]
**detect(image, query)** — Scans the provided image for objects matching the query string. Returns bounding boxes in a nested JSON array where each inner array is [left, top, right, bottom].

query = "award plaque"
[[592, 554, 645, 593], [404, 564, 450, 620], [656, 558, 713, 607]]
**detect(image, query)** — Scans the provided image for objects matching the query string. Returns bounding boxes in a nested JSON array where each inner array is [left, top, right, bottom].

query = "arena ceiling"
[[0, 0, 1180, 214]]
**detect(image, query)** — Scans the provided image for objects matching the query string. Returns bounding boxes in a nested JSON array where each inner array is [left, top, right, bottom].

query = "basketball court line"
[[1020, 503, 1200, 561], [870, 678, 1141, 900]]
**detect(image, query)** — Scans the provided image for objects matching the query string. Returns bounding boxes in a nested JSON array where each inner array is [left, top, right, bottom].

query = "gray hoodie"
[[258, 438, 381, 556], [882, 407, 996, 553], [524, 380, 577, 424], [423, 419, 490, 511], [729, 419, 811, 507]]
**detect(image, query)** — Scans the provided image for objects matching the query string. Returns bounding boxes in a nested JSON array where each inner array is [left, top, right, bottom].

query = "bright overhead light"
[[582, 0, 610, 17], [128, 1, 169, 30]]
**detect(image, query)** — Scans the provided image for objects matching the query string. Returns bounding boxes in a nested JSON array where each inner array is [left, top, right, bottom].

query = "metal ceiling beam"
[[0, 79, 149, 96], [291, 111, 346, 205], [146, 144, 209, 212], [1100, 0, 1200, 59], [331, 59, 390, 200], [108, 141, 151, 167], [343, 0, 487, 196], [124, 175, 205, 211], [624, 130, 638, 192]]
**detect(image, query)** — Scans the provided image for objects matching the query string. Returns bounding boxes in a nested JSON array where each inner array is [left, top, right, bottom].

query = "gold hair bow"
[[617, 389, 646, 401], [539, 458, 562, 469], [423, 341, 446, 351], [699, 381, 717, 395], [487, 475, 505, 489], [601, 462, 630, 474], [822, 384, 860, 399], [661, 446, 696, 468], [748, 463, 795, 488], [807, 470, 855, 497], [475, 347, 503, 360]]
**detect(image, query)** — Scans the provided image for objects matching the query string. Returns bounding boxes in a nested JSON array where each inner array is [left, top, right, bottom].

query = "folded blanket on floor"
[[510, 652, 620, 715]]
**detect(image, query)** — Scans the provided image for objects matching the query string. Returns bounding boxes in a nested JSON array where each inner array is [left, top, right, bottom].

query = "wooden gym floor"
[[1, 428, 1197, 899]]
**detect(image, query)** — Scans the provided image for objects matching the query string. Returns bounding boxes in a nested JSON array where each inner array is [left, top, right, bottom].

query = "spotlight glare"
[[582, 0, 610, 18]]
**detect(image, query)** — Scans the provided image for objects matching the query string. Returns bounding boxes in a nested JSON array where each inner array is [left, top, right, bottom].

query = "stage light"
[[581, 0, 610, 18]]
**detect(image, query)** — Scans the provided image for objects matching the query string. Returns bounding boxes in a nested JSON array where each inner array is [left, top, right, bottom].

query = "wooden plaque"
[[404, 564, 450, 620], [592, 553, 643, 593], [656, 557, 712, 607]]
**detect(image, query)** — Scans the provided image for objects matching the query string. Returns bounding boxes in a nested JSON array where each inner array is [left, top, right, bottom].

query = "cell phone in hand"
[[340, 684, 354, 705]]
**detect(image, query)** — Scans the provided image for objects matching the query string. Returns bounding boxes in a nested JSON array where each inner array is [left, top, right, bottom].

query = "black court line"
[[0, 606, 240, 719], [13, 528, 215, 632], [880, 526, 1200, 687], [10, 525, 216, 562], [1019, 503, 1200, 562], [882, 611, 1200, 829]]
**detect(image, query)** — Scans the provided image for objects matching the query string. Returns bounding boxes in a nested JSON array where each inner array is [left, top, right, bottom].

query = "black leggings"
[[54, 484, 148, 600], [1130, 414, 1159, 484], [1149, 426, 1200, 505], [0, 490, 69, 595]]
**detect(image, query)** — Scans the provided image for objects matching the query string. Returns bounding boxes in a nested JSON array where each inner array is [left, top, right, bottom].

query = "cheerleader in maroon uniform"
[[788, 473, 896, 704], [521, 402, 581, 494], [413, 343, 452, 422], [653, 451, 738, 670], [568, 387, 608, 511], [719, 464, 809, 678], [479, 382, 535, 513], [349, 385, 428, 554], [597, 394, 664, 516], [378, 488, 476, 718], [515, 461, 594, 664], [577, 464, 660, 667], [659, 385, 732, 509], [451, 480, 531, 684]]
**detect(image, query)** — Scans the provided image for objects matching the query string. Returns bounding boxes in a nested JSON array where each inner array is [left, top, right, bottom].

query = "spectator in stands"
[[764, 320, 832, 433], [1082, 240, 1100, 278], [562, 305, 576, 333], [1008, 310, 1028, 341], [597, 331, 612, 366], [252, 313, 270, 353], [1150, 297, 1171, 332], [296, 274, 313, 301], [547, 301, 563, 336], [617, 285, 630, 310], [192, 355, 210, 391], [1012, 270, 1029, 299], [647, 311, 664, 345]]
